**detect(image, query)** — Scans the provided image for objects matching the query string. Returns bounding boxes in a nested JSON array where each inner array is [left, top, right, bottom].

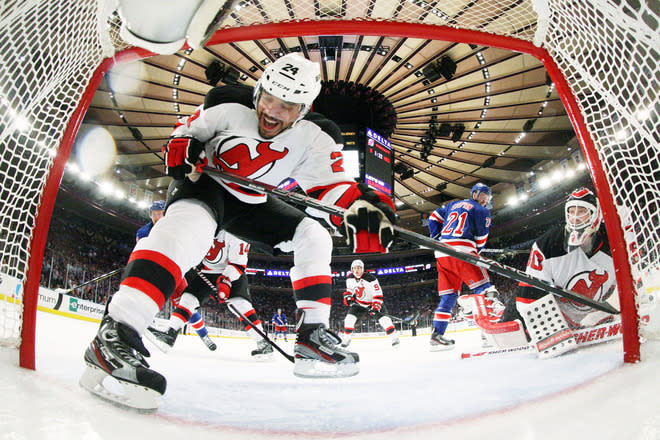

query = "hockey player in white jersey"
[[136, 199, 216, 351], [492, 188, 619, 358], [80, 53, 396, 409], [341, 259, 400, 347], [145, 230, 274, 360]]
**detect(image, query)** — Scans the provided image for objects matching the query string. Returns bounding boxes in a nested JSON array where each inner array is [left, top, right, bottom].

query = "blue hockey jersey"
[[428, 198, 491, 255], [135, 222, 155, 242]]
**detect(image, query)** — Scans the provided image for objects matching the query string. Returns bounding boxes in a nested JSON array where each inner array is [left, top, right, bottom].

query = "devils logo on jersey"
[[213, 136, 289, 180], [354, 285, 366, 301], [563, 269, 610, 310], [205, 240, 226, 265]]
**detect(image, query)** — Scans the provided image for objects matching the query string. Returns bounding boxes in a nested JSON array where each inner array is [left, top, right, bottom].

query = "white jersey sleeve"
[[171, 104, 235, 142], [221, 232, 249, 282]]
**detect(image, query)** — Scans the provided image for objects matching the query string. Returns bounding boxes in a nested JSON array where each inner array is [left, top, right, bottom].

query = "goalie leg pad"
[[518, 294, 577, 359], [461, 294, 528, 348]]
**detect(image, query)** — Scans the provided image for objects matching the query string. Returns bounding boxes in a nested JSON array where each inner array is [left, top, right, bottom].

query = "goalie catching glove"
[[212, 275, 232, 303], [336, 183, 396, 253], [162, 136, 207, 181]]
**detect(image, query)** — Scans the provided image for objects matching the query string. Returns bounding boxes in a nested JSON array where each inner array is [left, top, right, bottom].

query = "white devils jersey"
[[200, 230, 249, 282], [346, 273, 384, 308], [521, 224, 615, 327], [171, 100, 353, 224]]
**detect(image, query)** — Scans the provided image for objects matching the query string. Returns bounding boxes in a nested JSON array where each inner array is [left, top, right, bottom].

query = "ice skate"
[[199, 334, 217, 351], [429, 329, 455, 352], [144, 326, 179, 353], [391, 336, 400, 347], [294, 323, 359, 378], [80, 315, 166, 410], [251, 339, 274, 361], [340, 333, 352, 348]]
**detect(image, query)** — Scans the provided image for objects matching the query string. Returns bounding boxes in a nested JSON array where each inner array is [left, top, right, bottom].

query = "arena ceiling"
[[74, 31, 586, 233]]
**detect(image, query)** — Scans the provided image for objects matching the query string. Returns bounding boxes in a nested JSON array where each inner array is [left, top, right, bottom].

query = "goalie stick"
[[192, 268, 295, 363], [201, 167, 618, 314]]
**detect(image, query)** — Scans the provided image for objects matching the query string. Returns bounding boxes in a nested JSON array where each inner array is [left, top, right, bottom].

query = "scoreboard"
[[364, 127, 393, 196]]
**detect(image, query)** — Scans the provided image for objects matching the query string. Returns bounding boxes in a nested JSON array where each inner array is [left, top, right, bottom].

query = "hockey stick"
[[58, 268, 122, 294], [201, 167, 618, 314], [227, 302, 295, 363], [388, 311, 420, 324], [191, 268, 295, 363]]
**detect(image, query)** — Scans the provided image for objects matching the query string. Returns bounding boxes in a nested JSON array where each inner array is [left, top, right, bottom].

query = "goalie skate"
[[144, 326, 179, 354], [80, 315, 166, 410], [251, 339, 274, 361], [294, 323, 359, 378]]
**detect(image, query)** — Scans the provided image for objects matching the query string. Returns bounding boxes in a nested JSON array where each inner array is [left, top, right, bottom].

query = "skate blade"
[[79, 363, 161, 410], [293, 359, 359, 378], [204, 342, 217, 351], [143, 331, 172, 354], [429, 344, 455, 352], [252, 353, 274, 362]]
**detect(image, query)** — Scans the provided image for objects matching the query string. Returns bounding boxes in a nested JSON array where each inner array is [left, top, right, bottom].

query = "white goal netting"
[[0, 0, 657, 361]]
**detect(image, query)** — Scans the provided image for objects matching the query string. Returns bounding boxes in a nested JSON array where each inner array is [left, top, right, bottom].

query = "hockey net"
[[0, 0, 657, 366]]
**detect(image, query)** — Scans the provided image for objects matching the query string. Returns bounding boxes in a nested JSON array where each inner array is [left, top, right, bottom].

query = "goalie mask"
[[252, 53, 322, 123], [564, 188, 602, 251]]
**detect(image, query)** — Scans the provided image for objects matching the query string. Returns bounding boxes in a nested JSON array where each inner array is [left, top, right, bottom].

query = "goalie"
[[462, 188, 619, 358]]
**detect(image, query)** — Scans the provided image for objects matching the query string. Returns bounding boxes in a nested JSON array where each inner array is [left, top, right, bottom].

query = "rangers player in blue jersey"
[[427, 183, 503, 351], [135, 200, 166, 242], [271, 308, 288, 342]]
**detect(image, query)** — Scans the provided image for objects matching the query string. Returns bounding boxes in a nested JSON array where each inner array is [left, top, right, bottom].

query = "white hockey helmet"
[[252, 53, 322, 122], [351, 259, 364, 269], [564, 188, 602, 250]]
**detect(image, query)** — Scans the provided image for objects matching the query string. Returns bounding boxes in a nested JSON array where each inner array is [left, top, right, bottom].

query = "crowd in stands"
[[40, 207, 133, 304], [41, 200, 559, 334]]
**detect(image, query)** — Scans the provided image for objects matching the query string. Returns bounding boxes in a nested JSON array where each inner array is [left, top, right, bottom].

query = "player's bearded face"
[[256, 91, 303, 138]]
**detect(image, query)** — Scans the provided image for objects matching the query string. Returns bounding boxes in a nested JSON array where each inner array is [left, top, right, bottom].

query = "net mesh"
[[0, 0, 113, 346], [0, 0, 657, 348]]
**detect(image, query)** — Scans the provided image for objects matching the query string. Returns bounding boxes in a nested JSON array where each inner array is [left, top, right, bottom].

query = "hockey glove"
[[368, 302, 381, 316], [340, 183, 396, 254], [343, 291, 355, 307], [162, 136, 207, 181], [213, 275, 232, 303]]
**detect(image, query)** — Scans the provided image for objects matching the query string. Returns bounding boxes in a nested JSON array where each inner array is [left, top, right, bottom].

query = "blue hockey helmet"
[[150, 200, 166, 211], [471, 183, 492, 207]]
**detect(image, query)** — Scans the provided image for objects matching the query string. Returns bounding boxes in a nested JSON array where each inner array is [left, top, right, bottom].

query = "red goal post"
[[0, 0, 657, 368]]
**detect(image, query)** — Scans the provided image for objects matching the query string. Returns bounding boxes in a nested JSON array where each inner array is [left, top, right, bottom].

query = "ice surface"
[[1, 310, 659, 439]]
